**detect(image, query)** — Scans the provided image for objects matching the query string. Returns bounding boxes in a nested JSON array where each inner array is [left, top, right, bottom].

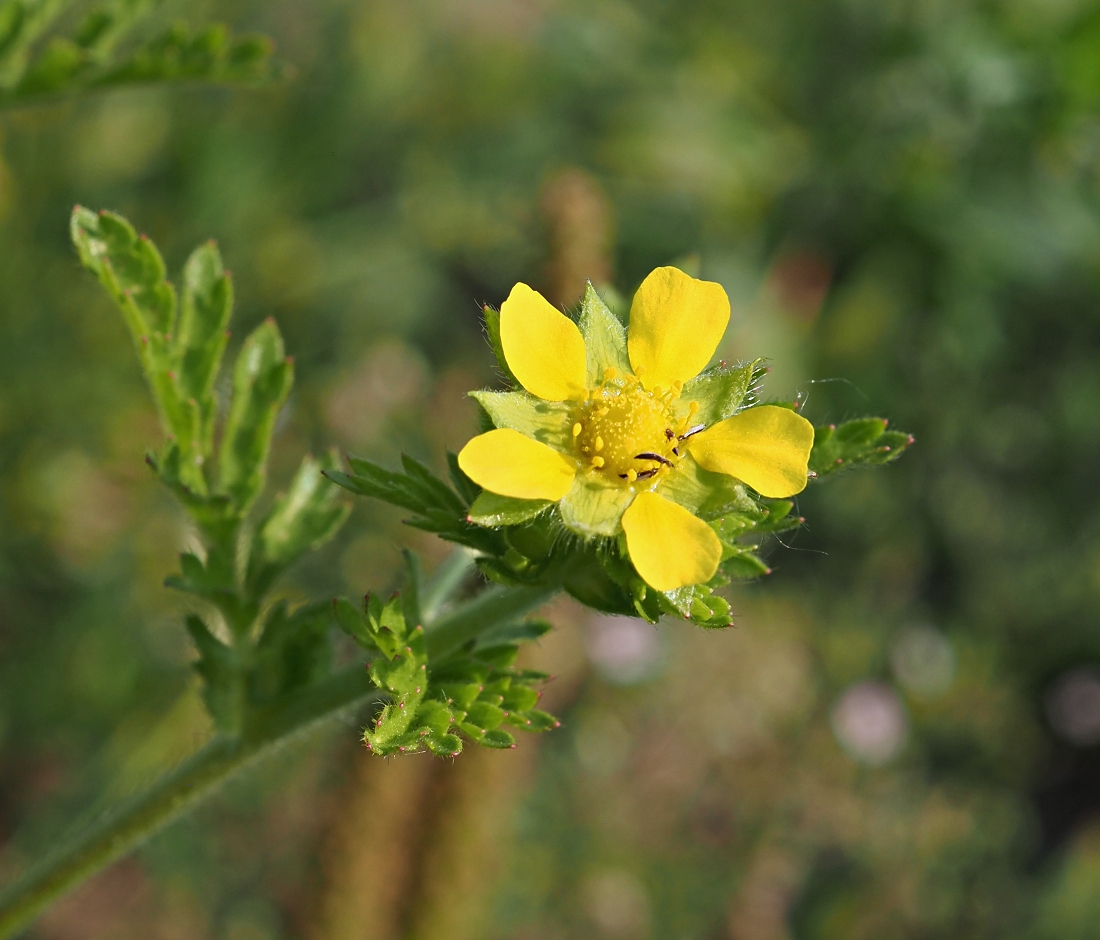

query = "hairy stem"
[[0, 580, 558, 940]]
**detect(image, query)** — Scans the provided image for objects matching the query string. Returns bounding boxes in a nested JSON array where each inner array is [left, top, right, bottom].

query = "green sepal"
[[482, 305, 518, 385], [578, 281, 630, 385], [218, 319, 293, 513], [447, 450, 480, 505], [480, 729, 517, 749], [809, 418, 912, 477], [469, 390, 574, 449], [559, 474, 634, 537], [662, 583, 733, 627], [247, 451, 350, 596], [721, 550, 771, 580], [475, 618, 553, 648], [332, 596, 374, 649], [657, 454, 757, 521], [681, 359, 763, 427], [468, 491, 551, 527]]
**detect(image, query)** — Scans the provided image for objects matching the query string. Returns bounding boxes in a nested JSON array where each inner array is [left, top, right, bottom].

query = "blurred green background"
[[4, 0, 1100, 937]]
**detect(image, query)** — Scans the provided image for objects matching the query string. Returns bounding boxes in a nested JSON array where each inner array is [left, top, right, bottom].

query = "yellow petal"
[[457, 428, 576, 501], [621, 491, 722, 591], [500, 282, 588, 401], [627, 266, 730, 390], [687, 405, 814, 498]]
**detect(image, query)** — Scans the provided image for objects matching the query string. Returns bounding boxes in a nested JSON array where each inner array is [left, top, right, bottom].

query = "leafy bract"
[[332, 593, 557, 756]]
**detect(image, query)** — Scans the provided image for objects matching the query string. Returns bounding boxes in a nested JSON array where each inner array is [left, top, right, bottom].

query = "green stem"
[[0, 581, 559, 940]]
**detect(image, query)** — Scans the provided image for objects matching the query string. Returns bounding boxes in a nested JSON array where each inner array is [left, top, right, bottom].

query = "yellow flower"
[[457, 267, 814, 592]]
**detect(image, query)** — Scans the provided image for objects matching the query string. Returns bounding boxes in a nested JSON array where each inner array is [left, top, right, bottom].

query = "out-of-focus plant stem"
[[0, 575, 558, 940]]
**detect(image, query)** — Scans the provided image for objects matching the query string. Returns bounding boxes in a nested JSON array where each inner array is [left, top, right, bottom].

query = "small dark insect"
[[664, 428, 675, 440], [678, 425, 706, 442], [635, 468, 659, 480], [635, 452, 674, 466]]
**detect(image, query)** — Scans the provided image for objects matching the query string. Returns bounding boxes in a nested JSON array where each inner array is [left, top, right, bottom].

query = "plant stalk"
[[0, 581, 558, 939]]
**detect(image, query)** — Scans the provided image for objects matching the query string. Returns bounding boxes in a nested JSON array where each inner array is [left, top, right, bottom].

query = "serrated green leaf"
[[94, 22, 278, 89], [469, 390, 574, 450], [177, 240, 232, 449], [251, 602, 331, 704], [578, 281, 630, 385], [247, 452, 349, 595], [70, 208, 212, 489], [185, 614, 242, 731], [71, 206, 176, 336], [218, 319, 292, 512]]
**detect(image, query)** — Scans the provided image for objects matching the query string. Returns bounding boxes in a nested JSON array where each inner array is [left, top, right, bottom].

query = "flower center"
[[572, 372, 698, 484]]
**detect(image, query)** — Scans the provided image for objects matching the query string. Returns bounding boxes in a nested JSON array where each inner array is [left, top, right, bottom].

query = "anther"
[[604, 367, 618, 380], [688, 401, 699, 415], [627, 469, 638, 482], [572, 422, 582, 437], [635, 364, 646, 377], [636, 452, 673, 467], [595, 436, 604, 451], [591, 456, 605, 468], [652, 385, 663, 397]]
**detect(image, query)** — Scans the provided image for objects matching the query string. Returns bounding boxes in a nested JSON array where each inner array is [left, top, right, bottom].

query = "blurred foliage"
[[3, 0, 1100, 937], [0, 0, 280, 109]]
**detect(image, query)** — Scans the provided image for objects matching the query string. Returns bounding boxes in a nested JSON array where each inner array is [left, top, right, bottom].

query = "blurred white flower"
[[1046, 667, 1100, 746], [831, 680, 907, 766], [891, 624, 955, 698], [585, 616, 662, 685]]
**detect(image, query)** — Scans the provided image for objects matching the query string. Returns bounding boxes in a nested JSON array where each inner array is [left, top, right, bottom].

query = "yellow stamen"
[[604, 367, 618, 380], [572, 422, 582, 437], [688, 400, 699, 415], [591, 456, 605, 468], [595, 436, 604, 451], [627, 469, 637, 482]]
